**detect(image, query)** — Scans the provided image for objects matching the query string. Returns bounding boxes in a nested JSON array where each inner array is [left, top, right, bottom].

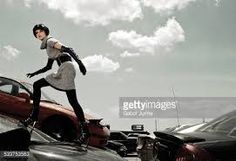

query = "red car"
[[0, 76, 110, 148]]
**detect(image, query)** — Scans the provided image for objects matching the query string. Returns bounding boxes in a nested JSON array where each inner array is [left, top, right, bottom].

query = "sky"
[[0, 0, 236, 132]]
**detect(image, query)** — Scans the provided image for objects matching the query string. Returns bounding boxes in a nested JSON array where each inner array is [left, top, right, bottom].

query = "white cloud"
[[82, 55, 120, 73], [141, 0, 196, 13], [0, 45, 21, 60], [125, 67, 134, 72], [24, 0, 142, 26], [215, 0, 221, 7], [120, 51, 141, 58], [24, 0, 32, 8], [109, 18, 185, 55]]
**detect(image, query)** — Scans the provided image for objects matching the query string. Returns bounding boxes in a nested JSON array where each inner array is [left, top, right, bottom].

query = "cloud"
[[120, 51, 141, 58], [0, 45, 21, 60], [141, 0, 196, 13], [215, 0, 221, 7], [23, 0, 32, 8], [24, 0, 142, 26], [109, 18, 185, 55], [82, 55, 120, 73], [124, 67, 134, 72]]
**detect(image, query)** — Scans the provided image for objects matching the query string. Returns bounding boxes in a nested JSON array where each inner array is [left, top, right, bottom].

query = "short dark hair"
[[32, 24, 50, 37]]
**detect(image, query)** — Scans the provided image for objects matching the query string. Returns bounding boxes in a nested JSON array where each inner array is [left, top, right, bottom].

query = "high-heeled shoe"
[[19, 117, 37, 127], [74, 121, 90, 146]]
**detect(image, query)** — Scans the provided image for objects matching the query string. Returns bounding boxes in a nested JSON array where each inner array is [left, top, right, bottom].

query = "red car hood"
[[39, 101, 100, 121]]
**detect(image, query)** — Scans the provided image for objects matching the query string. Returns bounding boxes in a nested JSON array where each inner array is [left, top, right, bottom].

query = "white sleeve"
[[47, 38, 60, 48]]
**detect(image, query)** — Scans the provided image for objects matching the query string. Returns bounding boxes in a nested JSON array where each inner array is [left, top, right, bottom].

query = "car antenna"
[[171, 87, 180, 127]]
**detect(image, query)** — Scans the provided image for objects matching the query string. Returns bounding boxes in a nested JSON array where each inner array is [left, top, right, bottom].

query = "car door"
[[0, 77, 32, 119]]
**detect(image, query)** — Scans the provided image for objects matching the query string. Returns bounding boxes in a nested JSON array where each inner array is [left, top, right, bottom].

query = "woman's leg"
[[65, 89, 85, 123], [66, 89, 90, 143], [30, 78, 50, 120]]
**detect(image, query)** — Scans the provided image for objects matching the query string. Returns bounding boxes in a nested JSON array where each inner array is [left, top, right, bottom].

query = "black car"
[[106, 140, 127, 157], [152, 110, 236, 161], [0, 114, 125, 161], [109, 131, 137, 153]]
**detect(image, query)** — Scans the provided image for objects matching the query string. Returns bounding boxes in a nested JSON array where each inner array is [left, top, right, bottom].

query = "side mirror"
[[17, 92, 31, 103]]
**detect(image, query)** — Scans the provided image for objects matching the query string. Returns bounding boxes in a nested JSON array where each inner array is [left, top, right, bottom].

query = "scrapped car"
[[0, 114, 125, 161], [151, 110, 236, 161], [0, 76, 109, 148], [109, 131, 137, 153]]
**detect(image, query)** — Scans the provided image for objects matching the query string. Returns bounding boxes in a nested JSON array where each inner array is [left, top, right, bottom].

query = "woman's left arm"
[[53, 42, 87, 75]]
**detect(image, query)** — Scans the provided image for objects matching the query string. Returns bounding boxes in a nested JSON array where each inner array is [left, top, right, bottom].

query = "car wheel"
[[41, 116, 77, 141]]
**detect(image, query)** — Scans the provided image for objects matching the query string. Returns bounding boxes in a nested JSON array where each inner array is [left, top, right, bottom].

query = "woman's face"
[[35, 29, 46, 41]]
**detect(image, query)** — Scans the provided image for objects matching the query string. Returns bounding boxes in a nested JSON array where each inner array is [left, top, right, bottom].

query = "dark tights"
[[30, 78, 85, 123]]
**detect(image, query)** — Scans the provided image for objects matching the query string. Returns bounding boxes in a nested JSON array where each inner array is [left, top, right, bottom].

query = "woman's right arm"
[[26, 59, 54, 78]]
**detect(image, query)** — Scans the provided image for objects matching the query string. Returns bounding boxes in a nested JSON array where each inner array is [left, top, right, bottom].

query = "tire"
[[41, 116, 77, 142]]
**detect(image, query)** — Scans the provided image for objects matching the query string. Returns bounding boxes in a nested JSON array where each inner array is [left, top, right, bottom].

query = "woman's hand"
[[26, 73, 35, 78]]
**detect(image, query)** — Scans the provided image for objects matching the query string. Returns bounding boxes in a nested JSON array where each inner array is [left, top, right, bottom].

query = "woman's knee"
[[33, 81, 40, 90], [33, 78, 48, 90]]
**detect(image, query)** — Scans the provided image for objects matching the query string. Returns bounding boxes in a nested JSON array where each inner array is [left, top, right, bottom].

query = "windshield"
[[197, 110, 236, 137], [21, 82, 56, 103]]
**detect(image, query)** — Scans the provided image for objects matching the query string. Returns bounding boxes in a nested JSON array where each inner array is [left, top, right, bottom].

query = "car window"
[[119, 133, 127, 140], [0, 84, 13, 94], [110, 132, 127, 140], [0, 78, 20, 96], [198, 111, 236, 137], [213, 117, 236, 133]]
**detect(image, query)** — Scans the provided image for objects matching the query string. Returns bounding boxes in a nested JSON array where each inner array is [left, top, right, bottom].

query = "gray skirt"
[[45, 61, 76, 91]]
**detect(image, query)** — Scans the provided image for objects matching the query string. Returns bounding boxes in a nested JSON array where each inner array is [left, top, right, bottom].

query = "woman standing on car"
[[21, 24, 89, 143]]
